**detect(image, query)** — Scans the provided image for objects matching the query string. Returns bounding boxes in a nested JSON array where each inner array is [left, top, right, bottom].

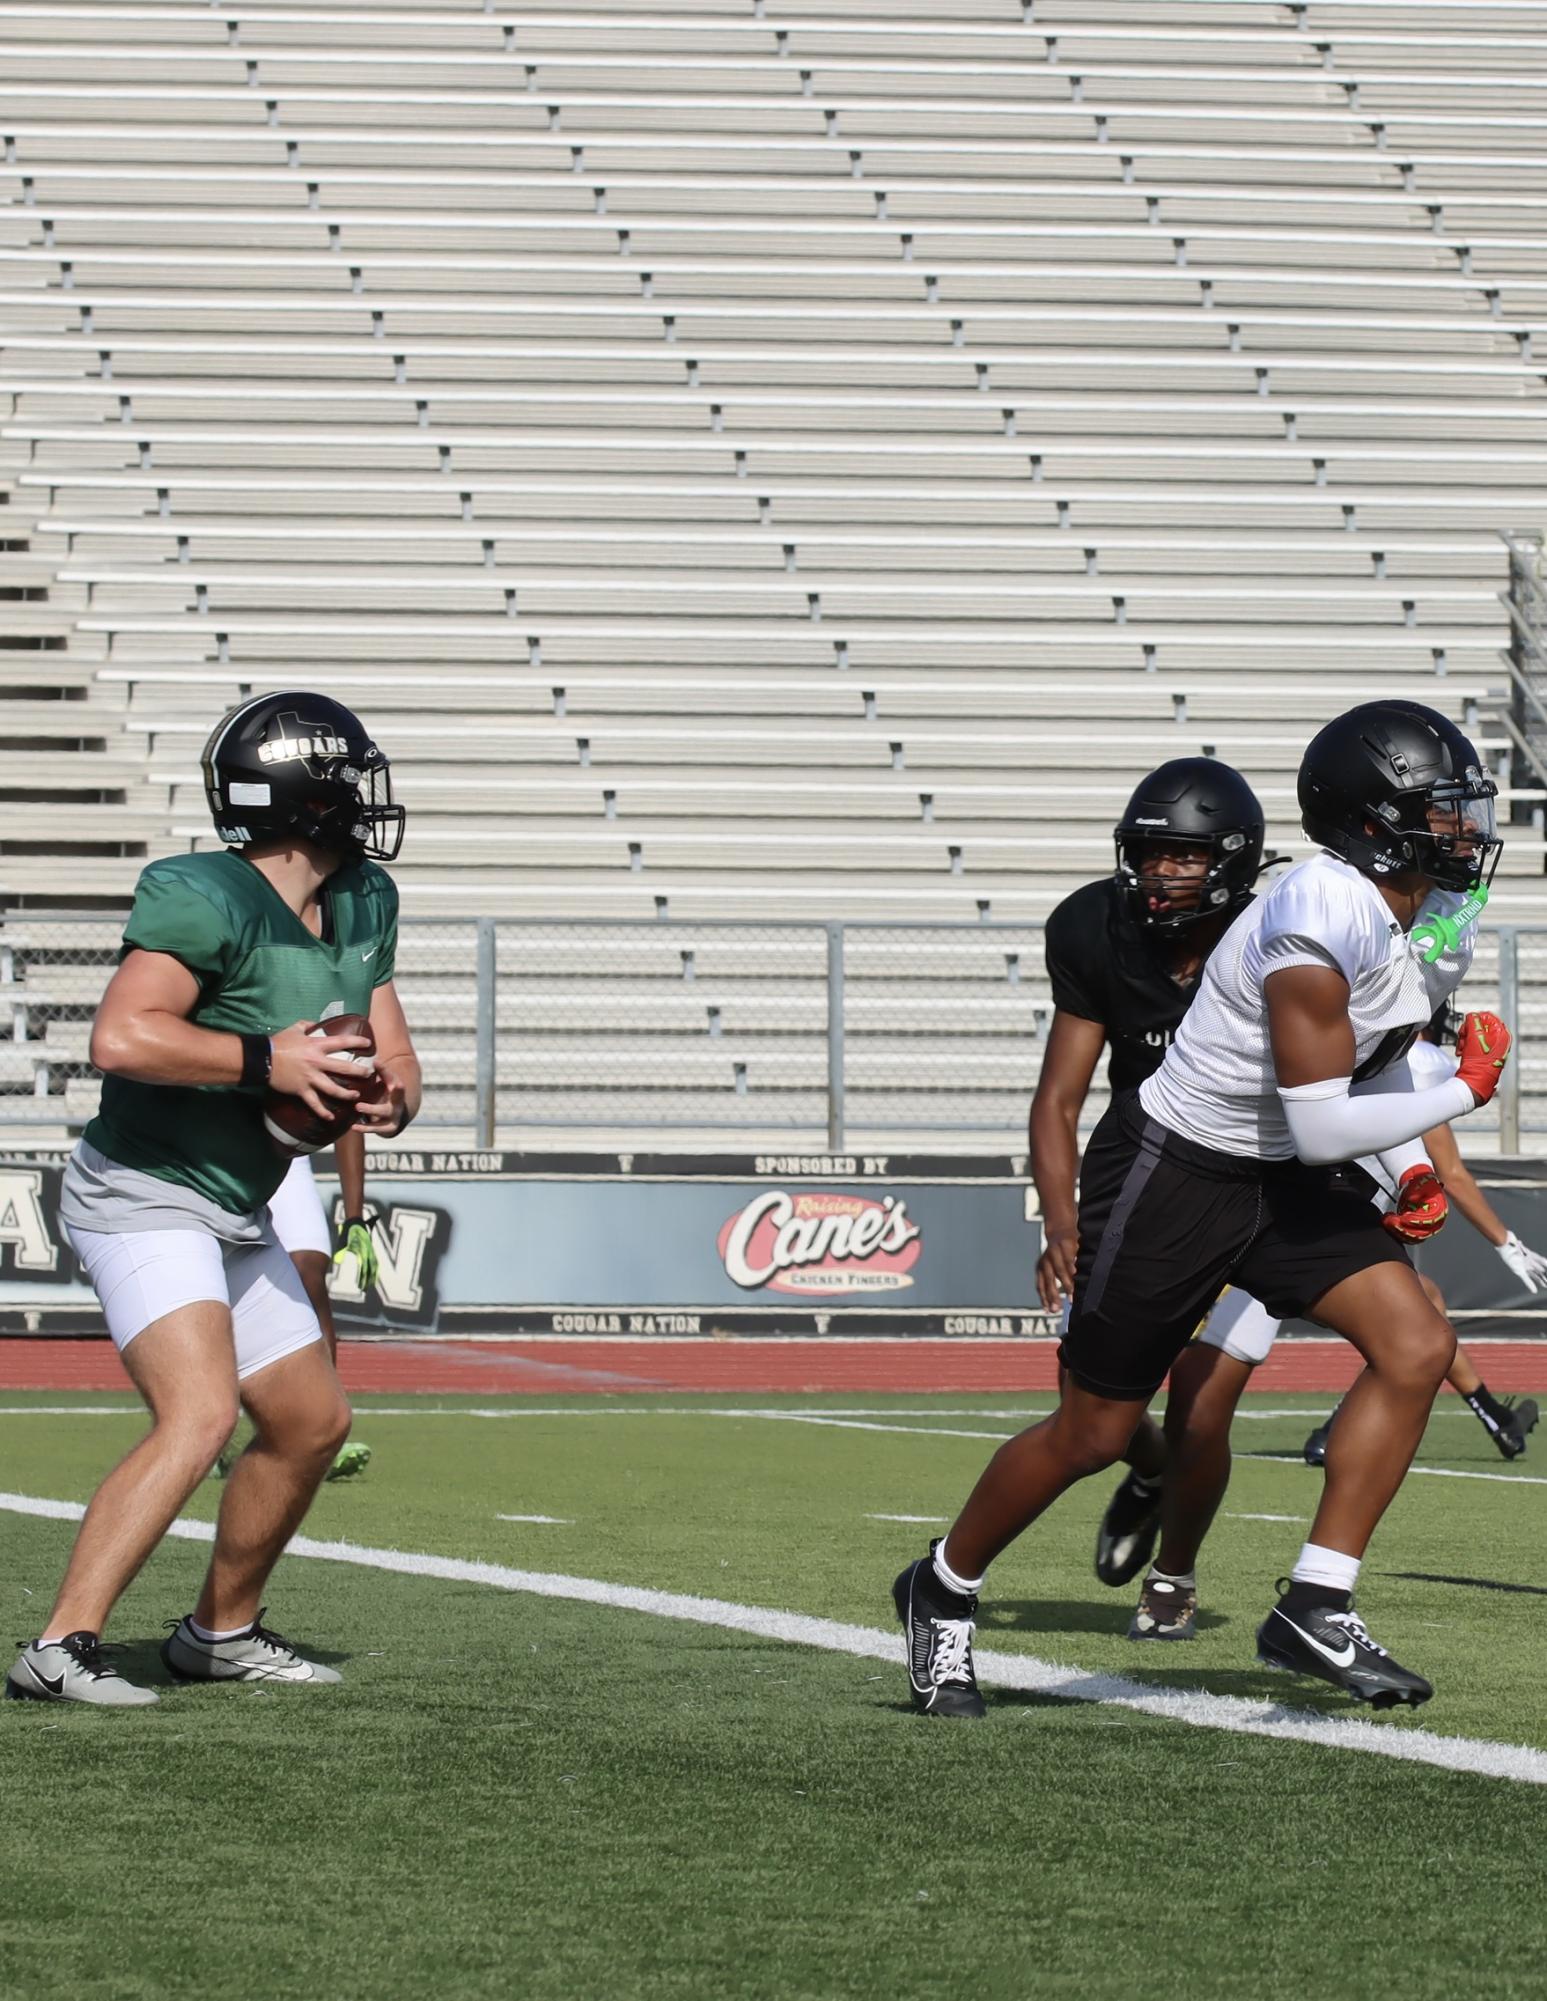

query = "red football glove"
[[1454, 1011, 1512, 1107], [1383, 1164, 1448, 1242]]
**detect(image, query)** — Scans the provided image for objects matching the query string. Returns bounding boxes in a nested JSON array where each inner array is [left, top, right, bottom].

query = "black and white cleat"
[[892, 1544, 986, 1719], [1095, 1470, 1163, 1587], [1256, 1590, 1432, 1709]]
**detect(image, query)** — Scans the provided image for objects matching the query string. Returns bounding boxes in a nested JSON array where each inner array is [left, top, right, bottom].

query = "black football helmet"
[[200, 691, 405, 862], [1297, 700, 1499, 894], [1114, 757, 1266, 932]]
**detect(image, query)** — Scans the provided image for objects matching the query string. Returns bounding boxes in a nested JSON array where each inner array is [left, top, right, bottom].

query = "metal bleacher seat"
[[6, 0, 1547, 1143]]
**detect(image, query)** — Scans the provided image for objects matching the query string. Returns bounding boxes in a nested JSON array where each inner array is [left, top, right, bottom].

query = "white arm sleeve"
[[1356, 1058, 1432, 1187], [1279, 1072, 1476, 1167]]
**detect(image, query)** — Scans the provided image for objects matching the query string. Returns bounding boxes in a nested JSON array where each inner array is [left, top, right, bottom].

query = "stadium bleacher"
[[4, 0, 1547, 1144]]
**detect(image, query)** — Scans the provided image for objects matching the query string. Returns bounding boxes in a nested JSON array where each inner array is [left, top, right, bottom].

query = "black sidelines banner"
[[3, 1147, 1546, 1339]]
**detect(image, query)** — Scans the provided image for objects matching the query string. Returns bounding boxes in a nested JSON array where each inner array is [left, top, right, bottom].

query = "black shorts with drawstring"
[[1059, 1091, 1411, 1400]]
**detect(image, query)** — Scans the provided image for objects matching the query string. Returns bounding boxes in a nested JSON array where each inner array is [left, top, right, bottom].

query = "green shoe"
[[325, 1441, 371, 1482]]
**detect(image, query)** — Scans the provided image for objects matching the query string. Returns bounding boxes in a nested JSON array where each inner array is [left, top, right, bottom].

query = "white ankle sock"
[[1290, 1542, 1361, 1595], [1145, 1565, 1196, 1592], [188, 1615, 252, 1644], [932, 1539, 985, 1598]]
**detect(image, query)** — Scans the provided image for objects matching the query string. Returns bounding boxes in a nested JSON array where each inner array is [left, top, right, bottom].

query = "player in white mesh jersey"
[[894, 699, 1509, 1715], [1122, 999, 1543, 1645]]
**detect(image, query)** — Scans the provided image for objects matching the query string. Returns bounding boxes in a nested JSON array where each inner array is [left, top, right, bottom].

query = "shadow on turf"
[[108, 1636, 352, 1688], [1383, 1570, 1547, 1598], [983, 1598, 1229, 1638], [871, 1670, 1346, 1719]]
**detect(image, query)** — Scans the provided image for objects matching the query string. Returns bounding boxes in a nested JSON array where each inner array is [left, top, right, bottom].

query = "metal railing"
[[1, 912, 1539, 1151], [1503, 530, 1547, 821]]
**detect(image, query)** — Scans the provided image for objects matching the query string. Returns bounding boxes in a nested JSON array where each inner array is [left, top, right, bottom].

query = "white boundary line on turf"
[[2, 1489, 1544, 1789], [1250, 1454, 1547, 1488], [0, 1403, 1487, 1423]]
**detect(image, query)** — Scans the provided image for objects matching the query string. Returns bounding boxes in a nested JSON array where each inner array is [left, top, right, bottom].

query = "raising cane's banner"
[[0, 1149, 1042, 1339], [6, 1148, 1547, 1340], [718, 1190, 924, 1295]]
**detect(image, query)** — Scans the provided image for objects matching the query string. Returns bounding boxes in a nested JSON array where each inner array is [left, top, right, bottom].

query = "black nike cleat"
[[892, 1543, 986, 1719], [1492, 1396, 1539, 1461], [1095, 1470, 1163, 1586], [1302, 1422, 1331, 1468], [1256, 1591, 1433, 1709]]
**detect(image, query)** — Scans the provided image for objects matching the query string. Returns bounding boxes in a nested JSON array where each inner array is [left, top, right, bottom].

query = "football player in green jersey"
[[6, 693, 420, 1708]]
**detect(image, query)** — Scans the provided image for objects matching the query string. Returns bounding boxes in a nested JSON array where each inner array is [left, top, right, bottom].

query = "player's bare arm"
[[1264, 962, 1357, 1089], [1029, 1010, 1105, 1311], [90, 948, 373, 1121], [355, 978, 421, 1136], [335, 1122, 369, 1218], [1266, 968, 1507, 1166]]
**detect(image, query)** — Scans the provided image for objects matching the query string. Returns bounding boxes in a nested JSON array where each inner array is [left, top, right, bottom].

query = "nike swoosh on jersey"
[[361, 948, 376, 961]]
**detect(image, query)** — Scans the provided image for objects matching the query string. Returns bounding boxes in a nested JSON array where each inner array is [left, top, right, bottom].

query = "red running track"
[[3, 1336, 1546, 1396]]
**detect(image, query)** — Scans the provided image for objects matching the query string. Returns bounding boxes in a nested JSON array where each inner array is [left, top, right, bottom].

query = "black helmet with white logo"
[[200, 690, 405, 862], [1297, 700, 1499, 894], [1113, 757, 1266, 932]]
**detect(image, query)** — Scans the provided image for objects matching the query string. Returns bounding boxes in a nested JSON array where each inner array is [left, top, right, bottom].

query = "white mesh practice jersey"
[[1139, 852, 1474, 1160]]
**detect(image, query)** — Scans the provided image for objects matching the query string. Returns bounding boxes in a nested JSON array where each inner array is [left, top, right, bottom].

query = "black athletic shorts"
[[1060, 1090, 1411, 1400]]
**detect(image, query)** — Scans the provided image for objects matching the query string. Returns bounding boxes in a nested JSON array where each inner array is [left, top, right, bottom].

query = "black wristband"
[[239, 1033, 273, 1089]]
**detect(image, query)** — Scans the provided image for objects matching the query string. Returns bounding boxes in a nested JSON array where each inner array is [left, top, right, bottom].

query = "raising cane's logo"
[[718, 1189, 923, 1294]]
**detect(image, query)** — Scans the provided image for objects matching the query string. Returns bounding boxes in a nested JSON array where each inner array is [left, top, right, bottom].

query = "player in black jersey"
[[893, 758, 1264, 1717], [1032, 760, 1268, 1597]]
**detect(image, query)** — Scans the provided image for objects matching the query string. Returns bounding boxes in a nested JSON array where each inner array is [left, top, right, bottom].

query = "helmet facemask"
[[1367, 773, 1501, 894], [1115, 829, 1257, 934], [296, 753, 405, 863]]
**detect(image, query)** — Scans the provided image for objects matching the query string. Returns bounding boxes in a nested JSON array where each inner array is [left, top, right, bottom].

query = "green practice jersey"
[[85, 850, 398, 1215]]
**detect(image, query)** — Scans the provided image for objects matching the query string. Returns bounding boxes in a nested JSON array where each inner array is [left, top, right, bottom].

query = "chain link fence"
[[1, 913, 1542, 1149]]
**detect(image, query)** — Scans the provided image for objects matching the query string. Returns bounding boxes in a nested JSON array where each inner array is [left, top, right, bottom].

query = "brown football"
[[262, 1013, 377, 1159]]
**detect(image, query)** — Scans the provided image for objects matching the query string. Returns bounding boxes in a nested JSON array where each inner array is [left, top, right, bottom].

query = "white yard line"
[[495, 1513, 574, 1525], [757, 1414, 1017, 1442], [0, 1402, 1483, 1422], [865, 1513, 947, 1524], [2, 1490, 1545, 1789], [0, 1406, 146, 1416], [1225, 1512, 1309, 1524], [2, 1406, 1536, 1482], [1251, 1454, 1547, 1489]]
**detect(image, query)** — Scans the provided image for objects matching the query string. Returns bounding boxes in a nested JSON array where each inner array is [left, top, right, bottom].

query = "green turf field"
[[4, 1390, 1546, 2000]]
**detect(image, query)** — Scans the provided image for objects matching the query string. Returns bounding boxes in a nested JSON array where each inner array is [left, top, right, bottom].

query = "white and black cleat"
[[1492, 1396, 1539, 1461], [1256, 1590, 1432, 1709], [5, 1632, 159, 1707], [1095, 1470, 1163, 1587], [161, 1610, 341, 1685], [892, 1544, 986, 1719]]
